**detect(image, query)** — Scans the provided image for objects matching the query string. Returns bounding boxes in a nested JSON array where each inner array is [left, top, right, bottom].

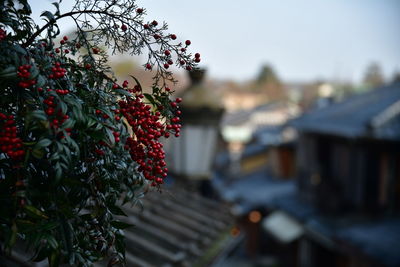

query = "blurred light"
[[248, 210, 262, 223], [230, 226, 240, 237]]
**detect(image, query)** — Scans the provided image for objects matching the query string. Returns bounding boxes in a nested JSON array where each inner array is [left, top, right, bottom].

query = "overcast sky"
[[31, 0, 400, 83]]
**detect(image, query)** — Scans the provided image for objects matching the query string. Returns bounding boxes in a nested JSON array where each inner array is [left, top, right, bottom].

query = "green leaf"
[[46, 235, 59, 249], [30, 64, 39, 79], [12, 44, 27, 55], [36, 75, 46, 87], [130, 75, 143, 89], [55, 162, 62, 181], [144, 93, 156, 105], [39, 221, 59, 231], [49, 152, 59, 161], [110, 220, 133, 230], [16, 219, 35, 233], [72, 106, 84, 124], [105, 127, 115, 145], [0, 66, 17, 78], [86, 117, 96, 128], [30, 110, 47, 121], [35, 138, 52, 149], [59, 100, 68, 115], [62, 118, 75, 129], [108, 204, 127, 216], [41, 11, 55, 22], [114, 89, 131, 97], [24, 205, 49, 219], [32, 148, 45, 159]]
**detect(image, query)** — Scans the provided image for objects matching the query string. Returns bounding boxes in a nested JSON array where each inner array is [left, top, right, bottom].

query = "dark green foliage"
[[0, 0, 197, 265]]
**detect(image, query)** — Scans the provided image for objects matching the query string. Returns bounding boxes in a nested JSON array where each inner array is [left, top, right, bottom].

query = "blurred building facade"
[[214, 82, 400, 267]]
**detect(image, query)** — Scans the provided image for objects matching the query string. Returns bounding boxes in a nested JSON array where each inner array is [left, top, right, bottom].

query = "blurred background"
[[29, 0, 400, 266]]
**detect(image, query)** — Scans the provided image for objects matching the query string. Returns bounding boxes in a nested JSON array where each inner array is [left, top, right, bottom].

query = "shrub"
[[0, 0, 198, 265]]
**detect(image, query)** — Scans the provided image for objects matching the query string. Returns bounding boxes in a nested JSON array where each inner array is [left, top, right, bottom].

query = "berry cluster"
[[17, 64, 36, 88], [166, 98, 182, 137], [0, 29, 6, 41], [55, 88, 70, 95], [194, 53, 201, 63], [43, 96, 56, 116], [48, 62, 66, 79], [118, 95, 170, 186], [0, 113, 25, 161], [51, 111, 69, 129]]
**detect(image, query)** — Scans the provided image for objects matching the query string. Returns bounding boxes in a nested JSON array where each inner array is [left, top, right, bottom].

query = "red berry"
[[85, 63, 92, 69], [185, 40, 191, 46], [151, 20, 158, 26], [63, 36, 68, 41], [186, 66, 193, 71], [164, 50, 170, 56], [164, 63, 169, 69], [146, 63, 152, 70], [55, 48, 60, 53], [136, 8, 143, 13], [195, 58, 201, 63], [121, 24, 128, 31], [170, 34, 177, 40], [176, 97, 182, 103], [195, 53, 200, 58], [60, 40, 65, 45]]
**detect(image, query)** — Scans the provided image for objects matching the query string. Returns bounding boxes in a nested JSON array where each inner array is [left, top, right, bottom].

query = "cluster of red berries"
[[55, 88, 70, 95], [43, 96, 56, 116], [43, 95, 70, 131], [118, 95, 170, 185], [166, 98, 182, 137], [60, 35, 68, 45], [0, 29, 6, 41], [17, 64, 36, 88], [0, 113, 25, 161], [48, 62, 66, 79], [95, 109, 110, 120], [51, 111, 69, 129], [194, 53, 201, 63]]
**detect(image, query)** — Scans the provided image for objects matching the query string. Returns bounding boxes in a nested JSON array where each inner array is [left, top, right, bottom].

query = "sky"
[[30, 0, 400, 83]]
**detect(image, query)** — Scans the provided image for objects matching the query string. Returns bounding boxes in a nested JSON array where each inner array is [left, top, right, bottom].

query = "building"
[[214, 82, 400, 267]]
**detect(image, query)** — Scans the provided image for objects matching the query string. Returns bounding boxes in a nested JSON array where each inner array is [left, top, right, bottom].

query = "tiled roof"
[[291, 83, 400, 140], [1, 186, 239, 267]]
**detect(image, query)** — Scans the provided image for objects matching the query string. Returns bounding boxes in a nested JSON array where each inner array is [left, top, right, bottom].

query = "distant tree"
[[257, 64, 280, 85], [254, 64, 286, 101], [363, 62, 385, 89]]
